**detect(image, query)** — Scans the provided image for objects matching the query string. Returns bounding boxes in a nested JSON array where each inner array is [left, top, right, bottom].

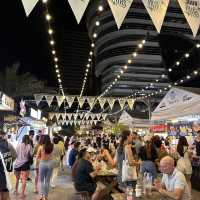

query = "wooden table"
[[111, 191, 162, 200]]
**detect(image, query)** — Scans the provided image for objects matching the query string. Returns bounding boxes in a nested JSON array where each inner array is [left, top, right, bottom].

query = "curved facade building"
[[86, 0, 199, 98]]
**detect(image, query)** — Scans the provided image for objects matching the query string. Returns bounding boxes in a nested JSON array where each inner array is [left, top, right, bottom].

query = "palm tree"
[[0, 63, 45, 97]]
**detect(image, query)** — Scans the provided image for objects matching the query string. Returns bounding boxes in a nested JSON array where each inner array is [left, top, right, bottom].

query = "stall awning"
[[0, 92, 14, 111], [151, 87, 200, 121]]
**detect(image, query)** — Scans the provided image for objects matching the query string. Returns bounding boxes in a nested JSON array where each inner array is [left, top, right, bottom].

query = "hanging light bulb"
[[98, 5, 104, 11], [46, 14, 51, 21], [138, 44, 143, 48], [185, 53, 189, 58], [91, 43, 95, 48], [128, 59, 132, 64], [176, 61, 180, 66], [50, 40, 54, 45], [194, 70, 198, 75], [196, 44, 200, 48], [89, 51, 93, 56], [168, 68, 172, 72], [48, 29, 53, 35], [132, 52, 137, 57], [42, 0, 48, 3], [95, 21, 100, 26]]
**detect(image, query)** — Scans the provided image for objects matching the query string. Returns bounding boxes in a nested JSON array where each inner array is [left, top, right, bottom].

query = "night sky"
[[0, 0, 88, 89]]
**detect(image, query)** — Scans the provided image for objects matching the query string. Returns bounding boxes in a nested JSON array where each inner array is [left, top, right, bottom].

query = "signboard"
[[150, 124, 167, 132], [30, 108, 41, 120], [0, 92, 14, 111]]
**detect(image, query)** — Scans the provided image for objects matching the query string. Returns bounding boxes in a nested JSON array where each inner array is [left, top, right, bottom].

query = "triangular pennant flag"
[[67, 113, 72, 120], [66, 96, 75, 108], [77, 121, 81, 126], [127, 99, 135, 110], [66, 121, 69, 126], [68, 0, 90, 24], [74, 113, 78, 120], [98, 98, 106, 109], [94, 120, 98, 125], [49, 113, 54, 120], [107, 98, 116, 110], [142, 0, 169, 33], [34, 94, 43, 106], [78, 97, 86, 108], [91, 114, 96, 120], [56, 96, 65, 107], [96, 113, 101, 120], [118, 99, 126, 109], [107, 0, 134, 29], [55, 113, 60, 121], [87, 97, 95, 108], [61, 113, 66, 120], [79, 113, 84, 119], [45, 95, 54, 107], [21, 0, 39, 16], [178, 0, 200, 37], [102, 113, 107, 120], [85, 114, 90, 120]]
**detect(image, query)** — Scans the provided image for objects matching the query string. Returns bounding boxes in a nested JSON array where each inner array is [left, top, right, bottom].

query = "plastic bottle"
[[126, 186, 134, 200]]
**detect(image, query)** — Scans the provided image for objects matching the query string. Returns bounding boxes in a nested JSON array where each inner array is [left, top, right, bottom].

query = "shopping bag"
[[122, 153, 137, 182], [0, 151, 13, 191]]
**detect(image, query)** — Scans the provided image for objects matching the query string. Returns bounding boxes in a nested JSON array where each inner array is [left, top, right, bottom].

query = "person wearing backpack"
[[0, 130, 17, 200]]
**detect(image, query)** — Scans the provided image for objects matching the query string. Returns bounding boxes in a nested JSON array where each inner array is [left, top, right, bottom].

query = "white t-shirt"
[[162, 168, 191, 200]]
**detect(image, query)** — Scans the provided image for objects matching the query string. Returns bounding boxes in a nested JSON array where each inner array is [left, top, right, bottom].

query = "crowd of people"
[[1, 128, 200, 200]]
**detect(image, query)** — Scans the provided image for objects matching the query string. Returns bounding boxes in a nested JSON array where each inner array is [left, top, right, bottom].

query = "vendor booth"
[[152, 87, 200, 190], [0, 92, 14, 111]]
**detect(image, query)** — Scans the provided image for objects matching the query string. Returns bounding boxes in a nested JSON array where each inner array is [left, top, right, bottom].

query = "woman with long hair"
[[36, 135, 54, 200], [14, 135, 32, 198], [177, 136, 192, 192], [114, 130, 139, 189]]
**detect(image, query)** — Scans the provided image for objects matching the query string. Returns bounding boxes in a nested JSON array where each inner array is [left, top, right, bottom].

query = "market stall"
[[0, 92, 14, 111]]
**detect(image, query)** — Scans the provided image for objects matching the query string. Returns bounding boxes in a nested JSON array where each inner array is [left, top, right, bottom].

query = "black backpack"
[[0, 139, 13, 172]]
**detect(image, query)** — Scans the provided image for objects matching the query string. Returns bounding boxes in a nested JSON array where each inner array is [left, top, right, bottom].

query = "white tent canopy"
[[151, 87, 200, 121], [119, 111, 150, 128]]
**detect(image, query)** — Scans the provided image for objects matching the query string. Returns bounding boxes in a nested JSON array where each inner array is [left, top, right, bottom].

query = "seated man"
[[155, 156, 191, 200], [74, 148, 104, 200]]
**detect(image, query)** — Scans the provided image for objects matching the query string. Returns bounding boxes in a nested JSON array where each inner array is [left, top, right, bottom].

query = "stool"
[[75, 191, 91, 200]]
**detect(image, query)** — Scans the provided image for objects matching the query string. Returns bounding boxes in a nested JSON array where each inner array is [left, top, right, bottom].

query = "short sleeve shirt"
[[75, 158, 95, 186], [162, 168, 191, 200]]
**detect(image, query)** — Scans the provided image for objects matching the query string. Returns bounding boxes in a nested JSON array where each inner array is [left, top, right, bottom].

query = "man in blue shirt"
[[68, 142, 80, 168]]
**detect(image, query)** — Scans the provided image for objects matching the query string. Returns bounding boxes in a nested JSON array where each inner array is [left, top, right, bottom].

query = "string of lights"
[[42, 0, 65, 97]]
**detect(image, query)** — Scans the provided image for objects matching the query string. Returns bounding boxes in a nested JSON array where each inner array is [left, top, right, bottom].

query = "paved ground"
[[8, 167, 200, 200]]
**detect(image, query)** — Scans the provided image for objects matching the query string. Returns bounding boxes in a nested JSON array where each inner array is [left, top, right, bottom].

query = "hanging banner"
[[68, 0, 90, 24], [178, 0, 200, 37], [56, 96, 65, 107], [98, 98, 106, 109], [127, 99, 135, 110], [34, 94, 43, 106], [78, 97, 86, 108], [67, 113, 73, 120], [142, 0, 169, 33], [107, 98, 116, 110], [66, 96, 75, 108], [107, 0, 134, 29], [21, 0, 39, 16], [87, 97, 95, 108], [119, 98, 126, 109], [45, 95, 54, 107]]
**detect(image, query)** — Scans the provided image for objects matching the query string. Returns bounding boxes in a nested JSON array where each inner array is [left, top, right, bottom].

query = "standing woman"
[[115, 130, 139, 189], [14, 135, 32, 198], [36, 135, 54, 200], [177, 136, 192, 192]]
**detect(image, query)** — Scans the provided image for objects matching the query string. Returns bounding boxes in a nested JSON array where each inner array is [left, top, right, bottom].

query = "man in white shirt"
[[155, 156, 191, 200]]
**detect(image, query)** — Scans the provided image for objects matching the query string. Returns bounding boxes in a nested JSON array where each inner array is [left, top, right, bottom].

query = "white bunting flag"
[[85, 114, 90, 120], [49, 113, 54, 120], [74, 113, 78, 120], [87, 97, 95, 108], [142, 0, 169, 33], [96, 113, 101, 120], [69, 120, 73, 126], [127, 99, 135, 110], [61, 113, 66, 120], [178, 0, 200, 37], [98, 98, 106, 109], [119, 99, 126, 109], [79, 113, 84, 119], [56, 96, 65, 107], [102, 113, 107, 120], [34, 94, 43, 106], [21, 0, 39, 16], [91, 114, 96, 120], [107, 0, 134, 29], [68, 0, 90, 24], [67, 113, 72, 120], [78, 97, 86, 108], [77, 121, 81, 126], [45, 95, 54, 107], [66, 96, 75, 108], [94, 120, 98, 125], [65, 121, 69, 126], [107, 98, 116, 110], [55, 113, 60, 121]]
